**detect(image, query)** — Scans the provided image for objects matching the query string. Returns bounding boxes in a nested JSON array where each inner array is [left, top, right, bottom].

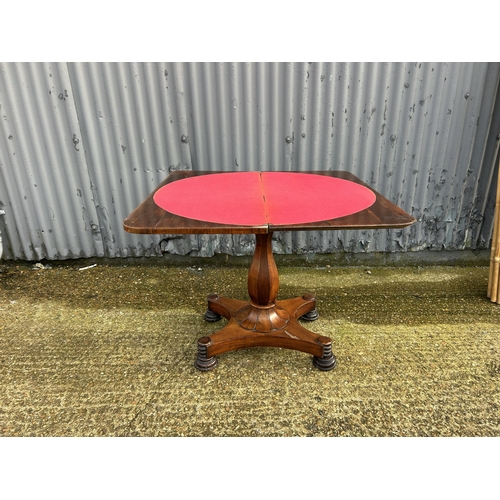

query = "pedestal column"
[[196, 232, 335, 371], [235, 232, 289, 332]]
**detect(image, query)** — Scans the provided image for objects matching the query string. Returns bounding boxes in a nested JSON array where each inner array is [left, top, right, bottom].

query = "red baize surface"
[[153, 172, 376, 226]]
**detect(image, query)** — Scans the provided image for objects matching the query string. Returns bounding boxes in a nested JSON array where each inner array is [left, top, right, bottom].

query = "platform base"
[[195, 293, 336, 371]]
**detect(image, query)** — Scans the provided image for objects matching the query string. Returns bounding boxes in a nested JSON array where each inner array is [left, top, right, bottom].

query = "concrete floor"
[[1, 258, 499, 437]]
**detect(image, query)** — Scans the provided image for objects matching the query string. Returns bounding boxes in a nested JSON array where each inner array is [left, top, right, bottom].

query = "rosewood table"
[[123, 170, 415, 371]]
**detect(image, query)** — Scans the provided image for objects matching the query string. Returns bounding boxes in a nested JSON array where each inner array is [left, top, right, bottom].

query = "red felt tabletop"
[[261, 172, 376, 225], [154, 172, 267, 226], [153, 172, 376, 226]]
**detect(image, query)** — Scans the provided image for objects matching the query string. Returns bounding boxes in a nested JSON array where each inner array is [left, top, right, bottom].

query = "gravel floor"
[[1, 260, 499, 437]]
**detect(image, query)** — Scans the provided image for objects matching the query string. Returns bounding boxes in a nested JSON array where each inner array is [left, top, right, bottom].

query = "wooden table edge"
[[123, 169, 416, 235]]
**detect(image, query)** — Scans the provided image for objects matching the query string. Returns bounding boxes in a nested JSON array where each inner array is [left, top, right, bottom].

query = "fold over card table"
[[123, 170, 415, 371]]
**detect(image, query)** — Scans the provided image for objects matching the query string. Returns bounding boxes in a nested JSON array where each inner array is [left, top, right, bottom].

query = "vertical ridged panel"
[[0, 62, 101, 260], [67, 62, 194, 257], [0, 62, 499, 260]]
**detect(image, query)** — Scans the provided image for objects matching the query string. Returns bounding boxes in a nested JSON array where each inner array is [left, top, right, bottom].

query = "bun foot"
[[195, 336, 217, 371], [204, 309, 222, 322], [204, 294, 223, 322], [312, 339, 337, 371], [300, 308, 319, 321]]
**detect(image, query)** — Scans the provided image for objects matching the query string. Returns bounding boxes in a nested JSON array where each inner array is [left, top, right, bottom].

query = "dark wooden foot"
[[204, 309, 222, 322], [194, 336, 217, 371], [300, 308, 319, 321], [312, 339, 337, 371], [297, 293, 319, 321], [204, 293, 223, 322], [197, 295, 330, 367]]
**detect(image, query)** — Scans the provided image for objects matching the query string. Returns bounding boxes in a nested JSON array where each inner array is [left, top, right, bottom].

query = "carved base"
[[195, 293, 336, 371], [195, 232, 336, 372], [235, 303, 289, 331]]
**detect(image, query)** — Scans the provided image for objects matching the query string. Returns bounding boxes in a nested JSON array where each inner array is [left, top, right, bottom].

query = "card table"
[[123, 170, 415, 371]]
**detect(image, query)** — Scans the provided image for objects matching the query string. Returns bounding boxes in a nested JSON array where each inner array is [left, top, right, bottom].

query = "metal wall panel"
[[0, 62, 102, 260], [0, 62, 499, 260]]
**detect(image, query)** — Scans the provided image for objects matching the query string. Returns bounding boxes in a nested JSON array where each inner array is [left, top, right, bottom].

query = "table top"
[[123, 170, 416, 235]]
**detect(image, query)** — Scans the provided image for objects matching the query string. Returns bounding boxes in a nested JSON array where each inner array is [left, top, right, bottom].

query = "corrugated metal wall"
[[1, 62, 499, 261]]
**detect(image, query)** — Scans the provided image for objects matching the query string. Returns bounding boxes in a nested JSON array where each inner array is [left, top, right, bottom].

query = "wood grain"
[[123, 170, 416, 235]]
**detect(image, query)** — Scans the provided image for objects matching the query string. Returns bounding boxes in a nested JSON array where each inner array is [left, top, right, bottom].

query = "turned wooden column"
[[248, 232, 279, 306], [235, 232, 289, 331]]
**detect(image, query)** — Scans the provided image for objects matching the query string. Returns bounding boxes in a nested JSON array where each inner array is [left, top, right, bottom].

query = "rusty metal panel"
[[0, 62, 103, 260], [0, 62, 499, 260], [65, 62, 193, 257]]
